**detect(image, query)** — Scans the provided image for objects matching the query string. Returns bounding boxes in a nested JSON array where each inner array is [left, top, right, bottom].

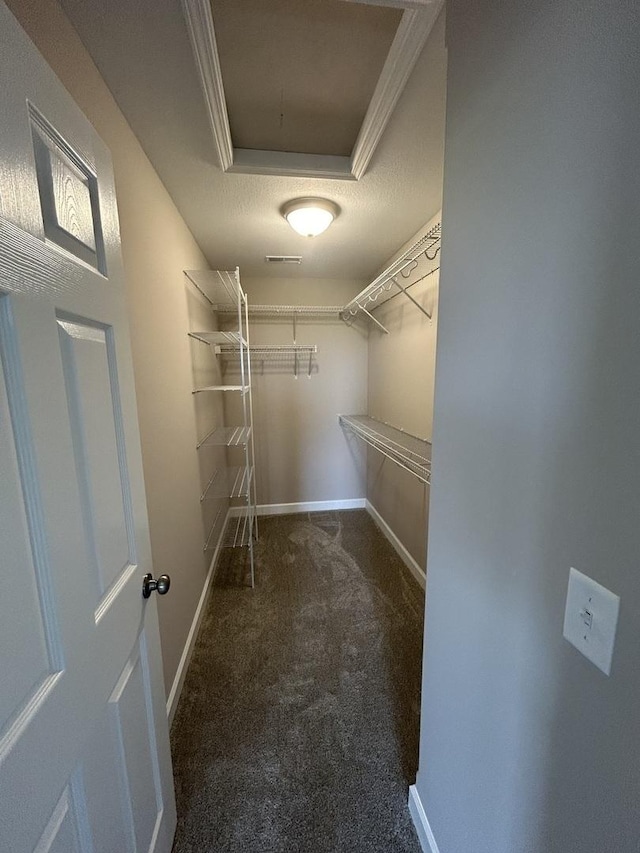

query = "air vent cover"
[[265, 255, 302, 264]]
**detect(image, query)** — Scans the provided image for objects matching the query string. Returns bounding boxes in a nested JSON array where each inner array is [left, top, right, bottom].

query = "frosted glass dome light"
[[282, 198, 340, 237]]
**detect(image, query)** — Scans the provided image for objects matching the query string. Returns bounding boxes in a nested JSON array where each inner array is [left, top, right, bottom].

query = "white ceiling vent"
[[265, 255, 302, 265]]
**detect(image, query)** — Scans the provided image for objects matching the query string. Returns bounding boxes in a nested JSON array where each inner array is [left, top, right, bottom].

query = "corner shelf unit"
[[340, 221, 441, 334], [338, 414, 431, 485], [186, 267, 258, 587]]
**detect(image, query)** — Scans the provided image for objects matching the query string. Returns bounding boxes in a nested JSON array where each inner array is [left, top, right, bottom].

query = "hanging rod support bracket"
[[359, 302, 390, 334], [390, 277, 432, 320]]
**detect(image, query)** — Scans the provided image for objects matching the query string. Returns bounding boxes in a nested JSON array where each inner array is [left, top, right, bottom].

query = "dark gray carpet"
[[170, 510, 425, 853]]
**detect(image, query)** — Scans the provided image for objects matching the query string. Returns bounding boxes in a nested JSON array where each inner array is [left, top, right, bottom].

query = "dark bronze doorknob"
[[142, 573, 171, 598]]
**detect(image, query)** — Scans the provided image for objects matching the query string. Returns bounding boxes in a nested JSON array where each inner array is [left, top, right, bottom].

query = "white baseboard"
[[366, 500, 426, 590], [165, 509, 229, 725], [408, 785, 440, 853], [257, 498, 366, 516]]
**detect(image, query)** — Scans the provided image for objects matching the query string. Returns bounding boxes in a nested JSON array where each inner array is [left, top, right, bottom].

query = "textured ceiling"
[[212, 0, 402, 156], [59, 0, 447, 281]]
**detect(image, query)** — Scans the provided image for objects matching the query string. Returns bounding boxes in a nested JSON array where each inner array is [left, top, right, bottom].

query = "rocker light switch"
[[563, 567, 620, 676]]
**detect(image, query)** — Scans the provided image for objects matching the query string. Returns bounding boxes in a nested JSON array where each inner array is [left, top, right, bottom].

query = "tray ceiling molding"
[[182, 0, 442, 181], [182, 0, 233, 171], [230, 149, 353, 181], [350, 3, 443, 179]]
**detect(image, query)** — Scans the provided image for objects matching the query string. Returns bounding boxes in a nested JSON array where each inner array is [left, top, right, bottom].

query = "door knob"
[[142, 573, 171, 598]]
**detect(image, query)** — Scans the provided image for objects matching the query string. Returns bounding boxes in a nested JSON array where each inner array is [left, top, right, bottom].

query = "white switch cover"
[[563, 567, 620, 675]]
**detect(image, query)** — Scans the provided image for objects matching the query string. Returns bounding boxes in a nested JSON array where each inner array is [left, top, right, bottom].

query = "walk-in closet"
[[170, 214, 441, 850], [6, 1, 638, 851], [184, 214, 441, 591], [3, 0, 447, 851]]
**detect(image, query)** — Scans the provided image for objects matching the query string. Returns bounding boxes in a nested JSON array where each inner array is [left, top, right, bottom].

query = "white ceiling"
[[59, 0, 447, 281]]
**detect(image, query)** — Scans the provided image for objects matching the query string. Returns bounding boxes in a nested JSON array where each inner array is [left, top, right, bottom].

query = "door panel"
[[110, 640, 164, 853], [0, 305, 61, 735], [0, 4, 176, 851], [34, 788, 83, 853], [80, 705, 135, 853], [30, 106, 106, 273], [57, 316, 135, 605]]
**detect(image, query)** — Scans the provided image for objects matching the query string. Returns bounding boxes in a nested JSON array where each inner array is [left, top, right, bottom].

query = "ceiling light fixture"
[[282, 198, 340, 238]]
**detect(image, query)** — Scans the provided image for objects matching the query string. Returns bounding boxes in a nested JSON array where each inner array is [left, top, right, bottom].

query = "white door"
[[0, 5, 176, 852]]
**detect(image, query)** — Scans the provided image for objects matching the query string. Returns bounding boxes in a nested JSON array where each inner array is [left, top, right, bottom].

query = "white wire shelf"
[[222, 506, 256, 549], [217, 303, 340, 345], [200, 466, 253, 501], [217, 344, 317, 355], [216, 304, 342, 317], [219, 345, 318, 377], [189, 330, 247, 346], [197, 425, 252, 449], [185, 268, 246, 308], [203, 505, 256, 551], [340, 222, 441, 333], [339, 414, 431, 484], [192, 384, 249, 395], [203, 506, 223, 552]]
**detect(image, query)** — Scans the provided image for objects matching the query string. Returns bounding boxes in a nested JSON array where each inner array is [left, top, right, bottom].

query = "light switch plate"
[[563, 567, 620, 675]]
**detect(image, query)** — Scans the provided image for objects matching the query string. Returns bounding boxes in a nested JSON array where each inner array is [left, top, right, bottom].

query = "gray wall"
[[7, 0, 222, 700], [416, 1, 640, 851], [240, 277, 368, 507], [367, 213, 441, 570], [365, 11, 446, 571]]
